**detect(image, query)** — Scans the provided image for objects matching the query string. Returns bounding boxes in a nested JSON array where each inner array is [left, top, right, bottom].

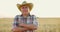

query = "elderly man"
[[12, 1, 38, 32]]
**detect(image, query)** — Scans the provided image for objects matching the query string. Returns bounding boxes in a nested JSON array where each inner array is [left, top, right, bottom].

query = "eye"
[[25, 7, 27, 8], [22, 7, 24, 9]]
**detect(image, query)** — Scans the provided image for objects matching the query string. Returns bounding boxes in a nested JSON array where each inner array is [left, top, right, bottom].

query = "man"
[[12, 1, 38, 32]]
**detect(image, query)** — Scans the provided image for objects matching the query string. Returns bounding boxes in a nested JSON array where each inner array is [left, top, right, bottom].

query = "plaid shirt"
[[13, 14, 38, 32]]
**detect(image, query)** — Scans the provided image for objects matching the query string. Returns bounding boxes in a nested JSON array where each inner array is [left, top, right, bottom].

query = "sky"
[[0, 0, 60, 18]]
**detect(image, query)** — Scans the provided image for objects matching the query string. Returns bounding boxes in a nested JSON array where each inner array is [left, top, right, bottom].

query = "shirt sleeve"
[[12, 15, 19, 28], [33, 15, 38, 28]]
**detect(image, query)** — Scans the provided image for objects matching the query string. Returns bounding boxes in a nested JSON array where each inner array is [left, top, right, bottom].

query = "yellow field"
[[0, 18, 60, 32]]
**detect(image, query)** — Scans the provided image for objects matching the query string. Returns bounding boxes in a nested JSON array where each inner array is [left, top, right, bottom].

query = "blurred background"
[[0, 0, 60, 32]]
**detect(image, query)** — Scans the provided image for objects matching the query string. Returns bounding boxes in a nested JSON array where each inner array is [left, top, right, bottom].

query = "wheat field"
[[0, 18, 60, 32]]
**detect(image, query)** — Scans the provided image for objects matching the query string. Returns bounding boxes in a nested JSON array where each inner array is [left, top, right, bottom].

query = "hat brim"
[[17, 3, 33, 11]]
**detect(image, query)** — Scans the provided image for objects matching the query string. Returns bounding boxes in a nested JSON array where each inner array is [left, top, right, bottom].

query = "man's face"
[[20, 6, 30, 14]]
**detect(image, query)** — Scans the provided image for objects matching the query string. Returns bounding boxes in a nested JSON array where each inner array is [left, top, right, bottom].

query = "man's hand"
[[26, 24, 37, 30]]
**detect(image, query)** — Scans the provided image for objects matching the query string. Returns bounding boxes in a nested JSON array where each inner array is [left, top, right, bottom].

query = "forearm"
[[12, 27, 28, 32], [26, 24, 37, 30], [19, 27, 28, 31], [20, 24, 37, 30]]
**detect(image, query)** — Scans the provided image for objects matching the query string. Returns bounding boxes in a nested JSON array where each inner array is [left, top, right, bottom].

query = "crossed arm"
[[13, 21, 38, 31], [18, 23, 37, 30], [12, 24, 37, 32]]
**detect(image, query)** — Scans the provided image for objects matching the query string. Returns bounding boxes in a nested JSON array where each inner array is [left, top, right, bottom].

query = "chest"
[[17, 16, 34, 24]]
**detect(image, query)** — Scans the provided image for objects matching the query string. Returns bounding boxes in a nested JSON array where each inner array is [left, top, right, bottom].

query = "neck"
[[22, 13, 30, 18]]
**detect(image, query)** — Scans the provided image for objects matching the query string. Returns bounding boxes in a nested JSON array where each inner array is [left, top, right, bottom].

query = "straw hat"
[[17, 1, 33, 11]]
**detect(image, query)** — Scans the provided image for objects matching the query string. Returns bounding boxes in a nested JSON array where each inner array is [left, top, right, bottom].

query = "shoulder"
[[14, 15, 21, 18], [30, 15, 35, 17], [30, 15, 36, 18]]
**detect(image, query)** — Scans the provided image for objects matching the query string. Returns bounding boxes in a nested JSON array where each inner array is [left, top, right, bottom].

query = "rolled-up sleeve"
[[33, 16, 38, 28]]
